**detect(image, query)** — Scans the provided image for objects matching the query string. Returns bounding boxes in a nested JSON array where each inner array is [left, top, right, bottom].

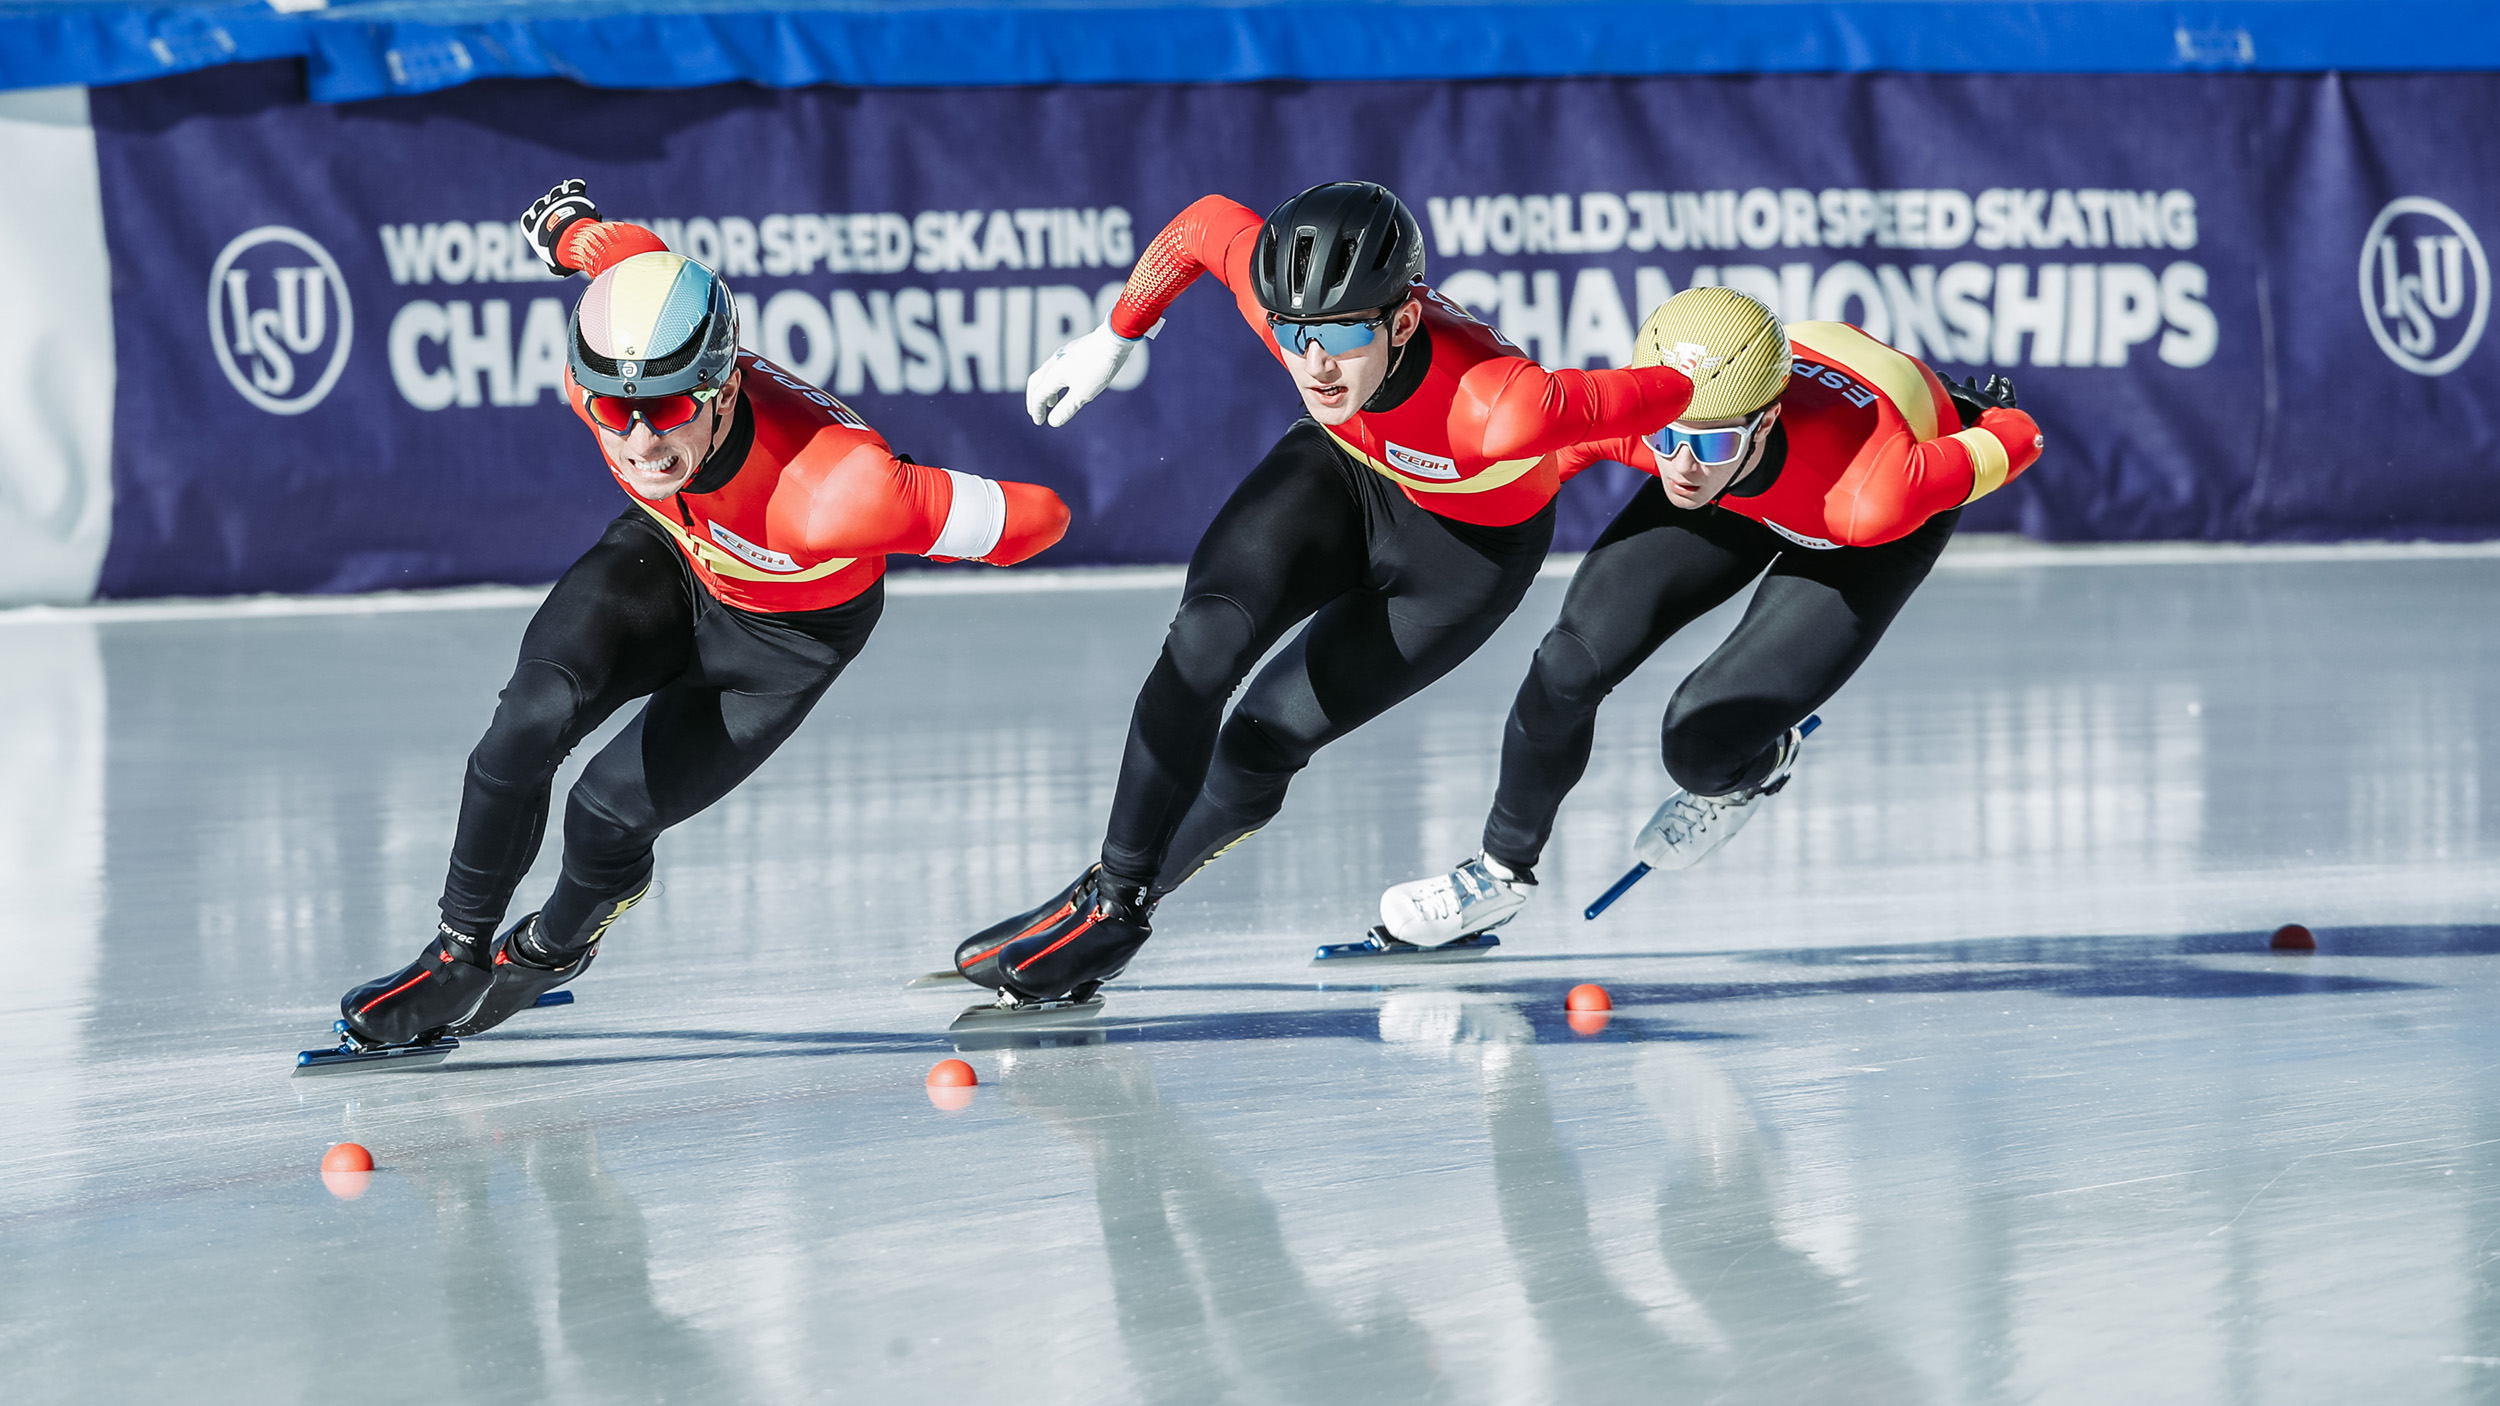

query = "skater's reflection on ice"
[[388, 1094, 744, 1406], [1379, 993, 1925, 1402], [999, 1047, 1445, 1406]]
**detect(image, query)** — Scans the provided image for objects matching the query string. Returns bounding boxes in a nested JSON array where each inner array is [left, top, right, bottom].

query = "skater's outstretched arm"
[[1457, 356, 1695, 462], [1105, 195, 1265, 339], [769, 439, 1070, 566], [1027, 196, 1263, 427]]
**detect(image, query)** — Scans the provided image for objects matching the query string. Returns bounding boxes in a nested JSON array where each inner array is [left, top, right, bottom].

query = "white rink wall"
[[0, 85, 114, 606]]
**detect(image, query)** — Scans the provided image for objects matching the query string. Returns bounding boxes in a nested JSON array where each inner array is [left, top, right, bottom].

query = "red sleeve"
[[767, 437, 1070, 566], [557, 220, 672, 277], [984, 481, 1072, 566], [1108, 195, 1264, 339], [1828, 407, 2044, 546], [1460, 362, 1694, 462], [1549, 436, 1651, 485]]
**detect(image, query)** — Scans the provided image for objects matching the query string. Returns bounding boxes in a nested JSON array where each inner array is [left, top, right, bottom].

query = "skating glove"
[[523, 178, 600, 277], [1945, 373, 2020, 429], [1026, 322, 1138, 428]]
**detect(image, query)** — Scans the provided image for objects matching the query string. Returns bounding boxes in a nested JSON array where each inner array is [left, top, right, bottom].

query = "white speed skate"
[[1378, 852, 1534, 946], [1632, 723, 1809, 871]]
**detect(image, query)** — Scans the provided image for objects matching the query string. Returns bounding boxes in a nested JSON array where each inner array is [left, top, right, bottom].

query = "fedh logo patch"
[[1384, 441, 1461, 481], [209, 226, 354, 414], [708, 520, 800, 573], [2359, 198, 2488, 376]]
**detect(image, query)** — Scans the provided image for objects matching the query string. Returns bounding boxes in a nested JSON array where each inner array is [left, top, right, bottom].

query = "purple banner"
[[89, 65, 2500, 597]]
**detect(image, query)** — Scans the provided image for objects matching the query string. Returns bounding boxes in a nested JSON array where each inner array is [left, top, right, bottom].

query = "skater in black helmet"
[[948, 182, 1698, 1010]]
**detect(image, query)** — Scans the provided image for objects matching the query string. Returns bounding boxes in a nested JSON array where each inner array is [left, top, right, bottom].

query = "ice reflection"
[[0, 619, 104, 1203], [998, 1046, 1442, 1405], [1381, 994, 1926, 1400], [379, 1093, 742, 1406]]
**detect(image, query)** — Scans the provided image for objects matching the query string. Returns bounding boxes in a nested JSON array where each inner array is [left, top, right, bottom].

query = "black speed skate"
[[446, 913, 596, 1037], [340, 922, 497, 1046], [296, 923, 496, 1074], [955, 864, 1153, 1006], [295, 916, 587, 1075]]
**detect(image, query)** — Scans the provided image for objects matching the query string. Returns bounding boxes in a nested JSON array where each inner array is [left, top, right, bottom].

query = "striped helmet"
[[1633, 287, 1791, 420], [568, 251, 739, 398]]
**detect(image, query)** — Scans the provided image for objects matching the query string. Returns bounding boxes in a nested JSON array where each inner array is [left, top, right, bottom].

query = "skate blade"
[[1312, 927, 1501, 965], [532, 990, 574, 1008], [292, 1036, 460, 1076], [947, 994, 1106, 1032], [906, 970, 971, 990]]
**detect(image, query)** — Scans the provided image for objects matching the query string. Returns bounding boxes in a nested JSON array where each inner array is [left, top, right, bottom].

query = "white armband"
[[929, 469, 1007, 560]]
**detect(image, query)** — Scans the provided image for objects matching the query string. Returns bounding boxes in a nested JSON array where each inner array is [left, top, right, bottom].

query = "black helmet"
[[1252, 182, 1425, 320]]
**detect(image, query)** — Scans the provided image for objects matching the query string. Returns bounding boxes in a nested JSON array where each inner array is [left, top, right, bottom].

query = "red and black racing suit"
[[1479, 320, 2045, 870], [439, 220, 1069, 949], [1095, 195, 1694, 892]]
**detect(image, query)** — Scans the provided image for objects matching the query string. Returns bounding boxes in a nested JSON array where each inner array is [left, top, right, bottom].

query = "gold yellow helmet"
[[1632, 287, 1791, 421]]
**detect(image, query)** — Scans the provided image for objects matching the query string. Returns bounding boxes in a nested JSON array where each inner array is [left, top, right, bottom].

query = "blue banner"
[[88, 64, 2500, 596], [16, 1, 2500, 99]]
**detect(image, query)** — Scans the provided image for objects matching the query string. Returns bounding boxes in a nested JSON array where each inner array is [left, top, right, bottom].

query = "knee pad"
[[561, 777, 658, 870], [470, 659, 586, 785], [1660, 697, 1766, 797], [1202, 712, 1308, 808], [1529, 628, 1608, 707], [1159, 594, 1260, 698]]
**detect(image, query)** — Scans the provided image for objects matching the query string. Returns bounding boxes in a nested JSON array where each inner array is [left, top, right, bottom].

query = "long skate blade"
[[1312, 927, 1501, 964], [1584, 863, 1652, 920], [906, 970, 971, 990], [292, 1037, 460, 1076], [531, 990, 574, 1008], [947, 994, 1106, 1032], [1583, 714, 1821, 922]]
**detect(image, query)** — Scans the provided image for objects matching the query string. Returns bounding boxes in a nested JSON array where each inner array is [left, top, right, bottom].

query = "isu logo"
[[2359, 198, 2489, 376], [208, 226, 354, 414]]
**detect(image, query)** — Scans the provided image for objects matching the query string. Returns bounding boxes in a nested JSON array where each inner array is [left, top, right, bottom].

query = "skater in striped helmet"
[[307, 180, 1073, 1071]]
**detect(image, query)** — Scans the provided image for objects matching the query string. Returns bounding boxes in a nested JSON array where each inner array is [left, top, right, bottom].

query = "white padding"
[[930, 469, 1007, 560], [0, 87, 114, 605]]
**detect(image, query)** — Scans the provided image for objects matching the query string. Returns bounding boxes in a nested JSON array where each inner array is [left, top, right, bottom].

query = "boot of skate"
[[338, 922, 498, 1047], [1632, 724, 1807, 871], [1378, 852, 1534, 946], [957, 865, 1152, 1001]]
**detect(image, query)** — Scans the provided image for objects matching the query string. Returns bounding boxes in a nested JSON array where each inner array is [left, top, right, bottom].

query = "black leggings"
[[1482, 481, 1956, 870], [1102, 419, 1555, 893], [438, 510, 880, 947]]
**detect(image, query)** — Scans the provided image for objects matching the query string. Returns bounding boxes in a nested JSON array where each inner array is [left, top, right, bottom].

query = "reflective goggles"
[[585, 387, 719, 436], [1268, 313, 1385, 357], [1645, 413, 1764, 468]]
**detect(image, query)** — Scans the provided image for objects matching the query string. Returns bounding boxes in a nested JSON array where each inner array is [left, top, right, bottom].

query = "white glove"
[[1026, 323, 1137, 428]]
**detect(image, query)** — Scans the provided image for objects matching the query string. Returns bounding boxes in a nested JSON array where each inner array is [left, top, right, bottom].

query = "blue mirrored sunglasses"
[[1269, 314, 1384, 357], [1645, 415, 1761, 468]]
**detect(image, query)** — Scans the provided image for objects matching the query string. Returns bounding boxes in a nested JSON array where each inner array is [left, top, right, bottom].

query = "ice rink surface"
[[7, 537, 2500, 1404]]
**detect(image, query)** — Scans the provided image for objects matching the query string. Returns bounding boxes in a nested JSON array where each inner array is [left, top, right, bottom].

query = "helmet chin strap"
[[1363, 302, 1415, 409]]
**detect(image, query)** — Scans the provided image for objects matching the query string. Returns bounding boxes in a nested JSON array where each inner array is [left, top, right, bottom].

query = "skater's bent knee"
[[1660, 700, 1771, 797], [559, 786, 660, 881], [1161, 594, 1261, 696], [471, 660, 586, 784], [1205, 712, 1313, 798], [1530, 629, 1609, 706]]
